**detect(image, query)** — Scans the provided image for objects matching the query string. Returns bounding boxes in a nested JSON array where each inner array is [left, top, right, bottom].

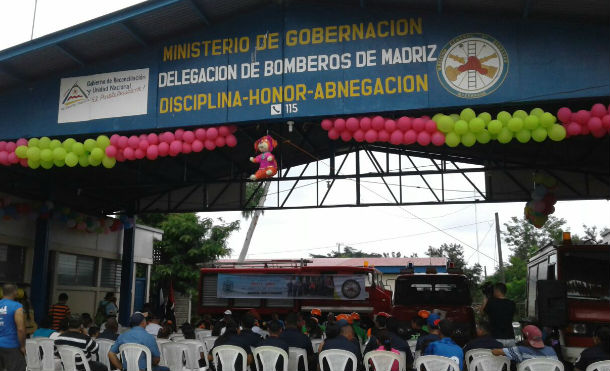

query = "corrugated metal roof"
[[308, 257, 447, 267]]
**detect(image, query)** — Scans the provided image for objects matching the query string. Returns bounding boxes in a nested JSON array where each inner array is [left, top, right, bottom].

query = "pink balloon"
[[118, 136, 129, 149], [195, 128, 207, 140], [229, 125, 237, 133], [412, 118, 426, 132], [8, 152, 18, 164], [422, 115, 430, 121], [147, 133, 159, 145], [591, 129, 607, 138], [225, 135, 237, 148], [364, 129, 378, 143], [384, 119, 396, 132], [115, 150, 126, 162], [425, 120, 438, 133], [192, 139, 204, 152], [134, 148, 145, 159], [403, 130, 417, 144], [19, 158, 28, 167], [431, 132, 446, 146], [581, 124, 590, 135], [138, 139, 149, 151], [533, 201, 545, 213], [109, 134, 120, 146], [360, 117, 372, 131], [139, 134, 148, 141], [158, 142, 169, 156], [588, 117, 602, 132], [128, 135, 140, 149], [182, 130, 195, 143], [0, 152, 8, 165], [397, 116, 411, 131], [602, 115, 610, 130], [346, 117, 359, 132], [146, 145, 158, 160], [174, 129, 184, 140], [182, 142, 192, 154], [591, 103, 607, 118], [371, 116, 385, 131], [390, 130, 403, 145], [333, 119, 346, 132], [169, 140, 182, 156], [321, 119, 333, 131], [124, 147, 135, 160], [557, 107, 572, 123], [204, 140, 216, 151], [16, 138, 28, 147], [214, 136, 226, 147], [417, 131, 431, 146], [218, 126, 230, 137], [353, 130, 365, 142], [378, 130, 390, 142], [5, 142, 15, 152], [161, 131, 174, 143], [574, 110, 590, 125], [328, 128, 340, 140], [340, 131, 353, 142], [105, 145, 117, 158], [0, 142, 6, 151], [206, 127, 219, 140], [567, 122, 582, 136]]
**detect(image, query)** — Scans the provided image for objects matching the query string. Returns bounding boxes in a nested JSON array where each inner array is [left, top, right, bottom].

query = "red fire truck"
[[198, 260, 393, 317], [526, 237, 610, 363]]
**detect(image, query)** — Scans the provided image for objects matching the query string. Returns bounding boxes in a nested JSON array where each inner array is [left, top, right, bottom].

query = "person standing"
[[0, 284, 26, 371], [481, 282, 516, 346], [49, 293, 71, 330]]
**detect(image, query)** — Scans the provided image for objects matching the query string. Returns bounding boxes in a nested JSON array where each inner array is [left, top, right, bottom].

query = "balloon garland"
[[557, 103, 610, 138], [0, 125, 237, 170], [524, 173, 558, 228]]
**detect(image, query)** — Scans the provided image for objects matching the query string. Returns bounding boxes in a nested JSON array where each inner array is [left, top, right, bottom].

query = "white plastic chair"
[[157, 338, 172, 344], [213, 345, 247, 371], [414, 355, 459, 371], [196, 330, 212, 341], [517, 358, 564, 371], [319, 349, 357, 371], [259, 330, 270, 339], [119, 343, 153, 371], [96, 339, 114, 370], [465, 349, 492, 370], [470, 355, 510, 371], [364, 350, 404, 371], [26, 339, 42, 371], [399, 351, 408, 369], [586, 361, 610, 371], [37, 339, 57, 371], [289, 347, 309, 371], [311, 339, 323, 353], [160, 342, 189, 371], [202, 337, 218, 359], [179, 339, 206, 370], [56, 345, 92, 371], [253, 346, 288, 371], [170, 334, 185, 342]]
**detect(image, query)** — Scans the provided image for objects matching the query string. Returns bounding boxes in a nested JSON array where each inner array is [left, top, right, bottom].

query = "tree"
[[502, 216, 566, 260], [572, 225, 610, 244], [241, 182, 267, 220], [311, 246, 382, 258]]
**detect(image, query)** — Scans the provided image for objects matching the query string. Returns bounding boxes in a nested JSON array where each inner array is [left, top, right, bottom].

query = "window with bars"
[[57, 253, 96, 286], [100, 259, 122, 288]]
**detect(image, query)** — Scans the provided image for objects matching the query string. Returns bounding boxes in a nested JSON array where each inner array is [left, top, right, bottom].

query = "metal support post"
[[119, 216, 136, 326], [31, 217, 50, 323]]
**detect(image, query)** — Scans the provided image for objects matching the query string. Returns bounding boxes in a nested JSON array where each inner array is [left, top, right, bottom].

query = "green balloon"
[[513, 110, 528, 120], [49, 139, 62, 150], [445, 132, 460, 147], [469, 118, 485, 133], [548, 124, 566, 142], [530, 108, 544, 117], [65, 153, 79, 167], [497, 111, 512, 124], [454, 120, 469, 135], [460, 108, 476, 122], [38, 137, 51, 149], [432, 113, 444, 123], [497, 128, 513, 144], [27, 147, 41, 161], [72, 142, 85, 156], [63, 138, 76, 151], [41, 160, 53, 170], [84, 138, 97, 153], [476, 130, 491, 144], [89, 155, 102, 166], [97, 135, 110, 148], [437, 115, 455, 133], [28, 159, 40, 169], [487, 120, 503, 134], [449, 114, 460, 122], [524, 115, 540, 130], [102, 156, 116, 169], [478, 112, 492, 124], [40, 149, 53, 162], [54, 159, 65, 167], [15, 146, 28, 159], [90, 147, 104, 161], [78, 154, 90, 167], [53, 147, 67, 161], [539, 112, 556, 128], [532, 128, 548, 142], [461, 132, 476, 147], [507, 118, 524, 132], [28, 138, 39, 148], [516, 129, 532, 143]]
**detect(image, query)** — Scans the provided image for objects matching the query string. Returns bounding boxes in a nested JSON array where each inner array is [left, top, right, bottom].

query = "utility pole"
[[237, 181, 271, 262], [30, 0, 38, 40], [336, 243, 341, 255], [495, 212, 505, 282]]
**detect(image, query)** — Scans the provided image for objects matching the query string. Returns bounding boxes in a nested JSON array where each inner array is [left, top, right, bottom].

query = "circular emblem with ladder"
[[437, 33, 509, 99]]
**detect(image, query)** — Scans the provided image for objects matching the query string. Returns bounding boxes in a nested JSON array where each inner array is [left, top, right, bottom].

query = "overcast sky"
[[2, 1, 608, 276]]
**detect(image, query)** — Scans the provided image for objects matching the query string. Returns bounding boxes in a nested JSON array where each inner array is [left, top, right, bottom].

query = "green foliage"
[[502, 216, 566, 260], [310, 245, 382, 258], [572, 225, 610, 244], [242, 182, 267, 220]]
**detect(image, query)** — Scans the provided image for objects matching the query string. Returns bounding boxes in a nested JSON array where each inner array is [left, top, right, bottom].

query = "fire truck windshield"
[[563, 251, 610, 301], [394, 275, 471, 306]]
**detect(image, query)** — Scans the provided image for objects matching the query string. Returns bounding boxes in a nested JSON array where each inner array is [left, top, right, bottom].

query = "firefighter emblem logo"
[[437, 33, 508, 99], [341, 279, 362, 299]]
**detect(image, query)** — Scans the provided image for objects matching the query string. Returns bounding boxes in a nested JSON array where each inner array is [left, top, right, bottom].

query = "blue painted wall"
[[0, 4, 608, 140]]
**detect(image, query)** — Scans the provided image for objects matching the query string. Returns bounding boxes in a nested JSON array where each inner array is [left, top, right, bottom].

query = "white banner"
[[58, 68, 149, 123]]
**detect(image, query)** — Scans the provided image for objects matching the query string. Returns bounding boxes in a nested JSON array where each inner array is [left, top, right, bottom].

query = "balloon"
[[538, 112, 555, 128], [497, 128, 513, 144], [72, 142, 85, 156], [461, 132, 476, 147], [146, 145, 159, 160], [507, 118, 523, 132], [566, 122, 581, 136], [431, 132, 445, 146], [592, 129, 607, 138], [436, 115, 454, 133], [581, 124, 590, 135], [206, 127, 219, 140], [403, 130, 417, 144], [449, 114, 460, 122], [340, 130, 353, 142], [19, 158, 28, 167], [396, 116, 411, 131], [454, 120, 468, 135], [346, 117, 360, 132], [191, 140, 204, 152], [417, 131, 431, 146], [469, 118, 485, 133], [548, 124, 567, 141], [478, 112, 492, 124], [524, 115, 539, 130], [591, 103, 607, 118], [460, 108, 476, 122], [487, 120, 503, 135], [532, 128, 548, 142], [169, 140, 182, 156], [40, 149, 53, 162], [102, 156, 116, 168], [182, 142, 193, 153], [204, 140, 216, 151], [15, 146, 28, 159], [602, 115, 610, 130], [84, 138, 97, 152], [0, 141, 6, 151], [424, 120, 437, 134], [588, 117, 603, 132], [574, 110, 590, 125], [182, 130, 195, 143], [432, 113, 444, 123], [225, 135, 238, 148], [412, 118, 425, 132], [134, 148, 145, 160], [334, 118, 346, 131], [497, 111, 512, 124], [445, 132, 460, 147], [0, 152, 7, 165], [390, 130, 403, 145], [125, 135, 138, 149], [7, 152, 17, 164], [213, 136, 225, 148], [378, 130, 390, 142], [161, 131, 174, 143], [364, 129, 378, 143], [16, 138, 28, 147], [475, 130, 491, 144], [65, 153, 78, 167], [530, 108, 544, 117], [533, 201, 546, 213], [513, 110, 528, 120], [158, 142, 169, 156], [557, 107, 572, 123], [38, 137, 51, 149], [28, 159, 40, 169], [371, 116, 384, 131], [89, 154, 102, 166], [78, 154, 90, 167], [27, 147, 41, 161], [328, 128, 340, 140], [41, 160, 53, 169], [110, 134, 120, 146], [218, 126, 230, 137], [52, 147, 66, 161], [123, 147, 135, 160], [384, 119, 397, 132], [96, 135, 110, 148], [195, 128, 207, 140], [174, 129, 184, 140], [105, 145, 117, 158], [49, 139, 62, 150], [138, 139, 149, 151], [353, 130, 365, 142], [516, 129, 531, 143], [28, 138, 39, 147], [90, 148, 103, 160]]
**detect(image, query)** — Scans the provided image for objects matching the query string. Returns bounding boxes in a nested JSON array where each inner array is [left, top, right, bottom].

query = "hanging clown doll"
[[249, 135, 278, 180]]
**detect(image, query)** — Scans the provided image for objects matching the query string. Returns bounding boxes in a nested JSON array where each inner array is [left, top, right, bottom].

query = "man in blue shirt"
[[279, 313, 313, 371], [258, 320, 290, 371], [0, 284, 26, 371], [321, 320, 363, 371], [108, 313, 169, 371], [492, 325, 557, 363], [416, 313, 441, 352], [424, 319, 464, 370]]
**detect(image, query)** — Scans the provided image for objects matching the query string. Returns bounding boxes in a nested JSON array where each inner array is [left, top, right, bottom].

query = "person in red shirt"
[[49, 293, 70, 330]]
